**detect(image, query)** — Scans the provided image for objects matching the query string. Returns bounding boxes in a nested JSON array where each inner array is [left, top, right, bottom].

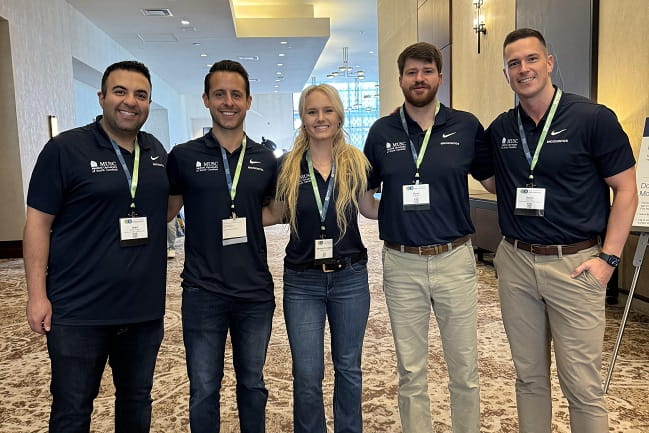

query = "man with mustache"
[[362, 42, 492, 433]]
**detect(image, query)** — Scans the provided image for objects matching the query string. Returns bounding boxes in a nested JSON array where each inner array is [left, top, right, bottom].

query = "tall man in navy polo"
[[362, 42, 492, 433], [24, 61, 169, 432], [482, 28, 637, 432], [167, 60, 277, 433]]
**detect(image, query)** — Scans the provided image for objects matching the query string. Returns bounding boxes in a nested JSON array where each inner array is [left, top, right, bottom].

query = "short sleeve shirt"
[[26, 117, 169, 325], [282, 152, 366, 267], [486, 89, 636, 244], [167, 132, 277, 301], [363, 103, 492, 245]]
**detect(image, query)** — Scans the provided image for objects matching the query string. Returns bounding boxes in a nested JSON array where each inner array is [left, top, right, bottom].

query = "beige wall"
[[597, 0, 649, 157], [451, 0, 515, 125], [377, 0, 418, 116]]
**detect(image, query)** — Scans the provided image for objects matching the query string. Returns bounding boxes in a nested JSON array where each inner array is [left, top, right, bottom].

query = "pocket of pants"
[[583, 269, 606, 291]]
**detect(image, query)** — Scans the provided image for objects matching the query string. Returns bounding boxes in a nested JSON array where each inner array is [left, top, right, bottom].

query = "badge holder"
[[222, 211, 247, 246], [514, 185, 546, 217], [402, 182, 430, 211], [119, 209, 148, 247]]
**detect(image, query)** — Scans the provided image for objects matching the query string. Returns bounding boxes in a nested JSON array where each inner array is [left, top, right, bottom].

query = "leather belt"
[[286, 252, 367, 273], [384, 234, 471, 256], [504, 237, 598, 255]]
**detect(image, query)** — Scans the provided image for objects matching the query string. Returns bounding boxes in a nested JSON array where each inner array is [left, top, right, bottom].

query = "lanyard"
[[306, 150, 336, 235], [399, 101, 440, 184], [109, 137, 140, 210], [219, 136, 247, 217], [516, 88, 562, 184]]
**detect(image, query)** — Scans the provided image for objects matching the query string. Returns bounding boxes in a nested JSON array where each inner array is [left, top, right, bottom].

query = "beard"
[[403, 84, 438, 108]]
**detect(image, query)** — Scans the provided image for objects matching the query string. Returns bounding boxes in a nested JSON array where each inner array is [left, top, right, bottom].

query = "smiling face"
[[503, 36, 554, 102], [98, 69, 151, 140], [301, 89, 342, 146], [399, 57, 443, 108], [202, 71, 252, 132]]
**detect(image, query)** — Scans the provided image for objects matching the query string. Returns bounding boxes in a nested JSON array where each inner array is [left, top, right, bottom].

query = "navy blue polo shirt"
[[167, 131, 277, 301], [486, 88, 636, 244], [282, 152, 366, 267], [26, 117, 169, 326], [363, 103, 492, 246]]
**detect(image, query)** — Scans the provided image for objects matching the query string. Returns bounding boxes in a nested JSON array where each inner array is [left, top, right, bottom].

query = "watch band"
[[598, 252, 621, 268]]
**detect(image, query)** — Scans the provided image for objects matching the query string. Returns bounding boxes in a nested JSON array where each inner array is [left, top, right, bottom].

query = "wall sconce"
[[48, 115, 59, 138], [473, 0, 487, 54]]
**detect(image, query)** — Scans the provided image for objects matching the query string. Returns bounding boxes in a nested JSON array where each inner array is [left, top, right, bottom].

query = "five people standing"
[[22, 26, 639, 433]]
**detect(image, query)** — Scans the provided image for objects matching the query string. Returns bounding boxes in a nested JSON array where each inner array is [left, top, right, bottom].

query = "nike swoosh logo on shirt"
[[249, 160, 262, 164], [150, 155, 160, 160], [550, 129, 566, 136], [442, 132, 456, 138]]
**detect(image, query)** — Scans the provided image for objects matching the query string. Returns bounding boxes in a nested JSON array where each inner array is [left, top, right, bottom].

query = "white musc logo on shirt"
[[195, 160, 219, 172], [386, 141, 407, 154], [90, 160, 118, 173], [500, 137, 519, 149]]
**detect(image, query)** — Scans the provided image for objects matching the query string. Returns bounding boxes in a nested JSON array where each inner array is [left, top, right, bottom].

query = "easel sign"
[[605, 117, 649, 392]]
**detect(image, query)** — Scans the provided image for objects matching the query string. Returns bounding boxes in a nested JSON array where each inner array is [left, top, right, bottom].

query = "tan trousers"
[[382, 242, 480, 433], [494, 239, 608, 433]]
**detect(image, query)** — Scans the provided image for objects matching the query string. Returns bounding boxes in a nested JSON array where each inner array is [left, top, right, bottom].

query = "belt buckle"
[[321, 263, 335, 273]]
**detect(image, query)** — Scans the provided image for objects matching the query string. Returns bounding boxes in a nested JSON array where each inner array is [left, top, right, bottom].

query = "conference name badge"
[[515, 187, 546, 216], [314, 238, 333, 260], [222, 217, 247, 246], [119, 216, 148, 247], [402, 183, 430, 211]]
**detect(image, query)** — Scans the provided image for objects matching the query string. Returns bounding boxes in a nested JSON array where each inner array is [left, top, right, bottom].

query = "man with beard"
[[24, 60, 168, 432], [362, 42, 492, 433], [166, 60, 277, 432]]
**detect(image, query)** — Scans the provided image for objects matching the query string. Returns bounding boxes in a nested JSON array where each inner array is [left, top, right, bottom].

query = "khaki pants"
[[494, 239, 608, 433], [382, 241, 480, 433]]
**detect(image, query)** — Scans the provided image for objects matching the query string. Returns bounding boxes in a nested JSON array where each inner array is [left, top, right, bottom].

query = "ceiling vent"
[[141, 8, 173, 17]]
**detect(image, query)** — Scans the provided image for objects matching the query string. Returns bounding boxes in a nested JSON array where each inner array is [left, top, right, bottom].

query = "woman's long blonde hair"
[[276, 84, 370, 239]]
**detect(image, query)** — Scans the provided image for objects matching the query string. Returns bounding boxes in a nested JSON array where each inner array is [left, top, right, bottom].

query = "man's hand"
[[27, 295, 52, 335], [571, 256, 615, 289]]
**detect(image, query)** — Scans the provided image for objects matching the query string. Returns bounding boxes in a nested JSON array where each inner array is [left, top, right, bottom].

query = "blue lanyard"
[[219, 136, 247, 217], [399, 101, 440, 184], [306, 150, 336, 235], [109, 137, 140, 211]]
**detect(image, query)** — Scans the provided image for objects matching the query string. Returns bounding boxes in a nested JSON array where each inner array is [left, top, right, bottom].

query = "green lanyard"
[[110, 137, 140, 211], [399, 100, 441, 184], [516, 88, 562, 185], [306, 150, 336, 235], [219, 136, 247, 217]]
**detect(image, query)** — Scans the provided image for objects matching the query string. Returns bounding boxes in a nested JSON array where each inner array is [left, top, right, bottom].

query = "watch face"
[[609, 256, 621, 267]]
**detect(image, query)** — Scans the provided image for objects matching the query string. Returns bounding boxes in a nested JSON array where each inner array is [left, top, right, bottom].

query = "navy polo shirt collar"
[[92, 115, 153, 151], [202, 129, 247, 156], [516, 85, 560, 130], [399, 102, 449, 134]]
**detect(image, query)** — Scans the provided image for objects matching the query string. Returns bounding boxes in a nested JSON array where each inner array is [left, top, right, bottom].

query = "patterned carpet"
[[1, 217, 648, 432]]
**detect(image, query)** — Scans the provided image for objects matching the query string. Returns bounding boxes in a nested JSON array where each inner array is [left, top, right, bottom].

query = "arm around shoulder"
[[23, 206, 56, 335]]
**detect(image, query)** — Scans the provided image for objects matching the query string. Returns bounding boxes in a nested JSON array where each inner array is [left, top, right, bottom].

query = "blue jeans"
[[182, 287, 275, 433], [46, 319, 164, 433], [283, 259, 370, 433]]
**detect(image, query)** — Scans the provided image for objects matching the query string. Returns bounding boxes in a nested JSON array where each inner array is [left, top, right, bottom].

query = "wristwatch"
[[598, 252, 621, 268]]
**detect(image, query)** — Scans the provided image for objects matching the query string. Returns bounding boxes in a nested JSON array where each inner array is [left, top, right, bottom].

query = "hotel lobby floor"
[[1, 218, 648, 432]]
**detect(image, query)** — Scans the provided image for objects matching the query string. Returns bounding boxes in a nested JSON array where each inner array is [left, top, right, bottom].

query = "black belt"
[[504, 237, 598, 255], [384, 234, 471, 256], [286, 251, 367, 273]]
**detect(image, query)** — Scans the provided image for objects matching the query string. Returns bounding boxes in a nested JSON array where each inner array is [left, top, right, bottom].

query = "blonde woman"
[[264, 84, 377, 432]]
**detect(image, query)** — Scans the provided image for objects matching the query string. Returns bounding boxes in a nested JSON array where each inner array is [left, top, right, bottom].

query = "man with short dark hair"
[[362, 42, 492, 433], [482, 28, 638, 432], [24, 60, 169, 432], [167, 59, 277, 432]]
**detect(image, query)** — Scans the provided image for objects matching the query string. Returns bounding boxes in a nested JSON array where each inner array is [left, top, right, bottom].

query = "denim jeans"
[[283, 259, 370, 433], [46, 319, 164, 433], [182, 287, 275, 433]]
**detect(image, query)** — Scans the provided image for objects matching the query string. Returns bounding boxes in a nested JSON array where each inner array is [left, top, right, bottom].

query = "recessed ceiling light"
[[193, 42, 201, 46], [200, 53, 207, 57], [276, 72, 283, 75], [326, 74, 334, 78], [280, 41, 288, 44], [277, 63, 283, 67], [249, 78, 259, 82], [274, 90, 279, 93], [237, 56, 259, 61], [180, 19, 190, 25], [278, 53, 286, 57], [369, 50, 375, 54], [274, 85, 279, 88], [275, 78, 281, 82], [141, 8, 173, 16]]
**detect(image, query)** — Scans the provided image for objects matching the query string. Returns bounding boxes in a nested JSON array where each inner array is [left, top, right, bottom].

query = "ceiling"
[[66, 0, 379, 98]]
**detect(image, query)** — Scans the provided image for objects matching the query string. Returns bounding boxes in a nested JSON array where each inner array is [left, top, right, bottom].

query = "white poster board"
[[631, 118, 649, 232]]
